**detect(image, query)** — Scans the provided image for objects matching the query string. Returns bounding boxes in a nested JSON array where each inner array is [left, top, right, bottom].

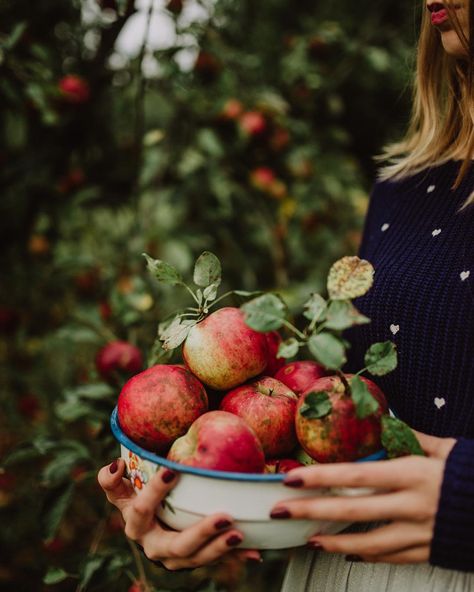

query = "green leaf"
[[365, 341, 398, 376], [193, 251, 222, 287], [79, 555, 107, 589], [324, 300, 370, 331], [233, 290, 263, 298], [308, 333, 347, 369], [203, 282, 219, 302], [43, 567, 69, 585], [42, 482, 75, 541], [277, 338, 300, 359], [63, 383, 114, 401], [241, 294, 287, 332], [159, 316, 197, 350], [350, 376, 380, 419], [148, 336, 174, 366], [143, 253, 183, 286], [299, 391, 332, 419], [327, 256, 375, 300], [381, 416, 425, 459], [303, 293, 327, 322]]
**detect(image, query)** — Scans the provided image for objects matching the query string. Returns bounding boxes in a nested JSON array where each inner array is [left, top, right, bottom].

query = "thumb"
[[97, 459, 135, 512], [412, 430, 457, 460]]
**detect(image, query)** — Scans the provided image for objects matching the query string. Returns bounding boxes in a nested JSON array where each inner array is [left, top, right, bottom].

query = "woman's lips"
[[431, 8, 448, 25]]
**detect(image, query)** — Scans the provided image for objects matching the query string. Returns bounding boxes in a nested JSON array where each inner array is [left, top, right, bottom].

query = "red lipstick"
[[428, 3, 449, 26]]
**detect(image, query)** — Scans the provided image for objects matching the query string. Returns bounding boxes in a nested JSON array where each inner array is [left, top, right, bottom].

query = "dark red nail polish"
[[284, 478, 304, 488], [345, 554, 363, 562], [270, 508, 291, 519], [109, 460, 118, 474], [226, 535, 242, 547], [307, 541, 324, 550], [162, 470, 176, 483], [215, 519, 232, 530]]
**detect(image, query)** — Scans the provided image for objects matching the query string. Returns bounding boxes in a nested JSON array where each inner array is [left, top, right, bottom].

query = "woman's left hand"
[[270, 431, 456, 564]]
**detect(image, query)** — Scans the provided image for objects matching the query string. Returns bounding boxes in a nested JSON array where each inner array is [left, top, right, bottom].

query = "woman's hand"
[[98, 459, 261, 570], [270, 431, 456, 565]]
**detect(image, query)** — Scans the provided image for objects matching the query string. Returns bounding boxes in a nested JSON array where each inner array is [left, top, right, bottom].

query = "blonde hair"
[[377, 1, 474, 207]]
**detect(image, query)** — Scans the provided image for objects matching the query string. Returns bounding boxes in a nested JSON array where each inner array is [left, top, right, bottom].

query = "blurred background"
[[1, 0, 416, 590]]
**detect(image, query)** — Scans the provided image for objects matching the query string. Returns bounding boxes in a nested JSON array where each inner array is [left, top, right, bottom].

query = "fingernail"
[[270, 508, 291, 519], [109, 460, 118, 474], [162, 470, 176, 483], [307, 541, 324, 550], [284, 478, 304, 488], [226, 534, 242, 547], [215, 519, 232, 530], [345, 554, 363, 563]]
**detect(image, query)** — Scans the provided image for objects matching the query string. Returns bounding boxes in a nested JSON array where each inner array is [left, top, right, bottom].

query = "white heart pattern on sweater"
[[434, 397, 446, 409], [432, 229, 442, 237], [460, 271, 470, 281], [390, 324, 400, 335]]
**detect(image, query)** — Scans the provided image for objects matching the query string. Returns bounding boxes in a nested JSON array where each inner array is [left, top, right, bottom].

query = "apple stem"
[[282, 319, 306, 340], [335, 369, 352, 397], [258, 386, 274, 396]]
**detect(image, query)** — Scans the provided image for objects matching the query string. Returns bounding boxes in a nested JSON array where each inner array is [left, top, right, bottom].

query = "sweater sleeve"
[[430, 438, 474, 572]]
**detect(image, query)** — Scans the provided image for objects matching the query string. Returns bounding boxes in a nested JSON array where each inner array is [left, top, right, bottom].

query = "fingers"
[[308, 520, 433, 557], [97, 459, 135, 512], [412, 430, 457, 460], [124, 467, 179, 541], [156, 527, 246, 571], [282, 456, 432, 491], [271, 491, 434, 523]]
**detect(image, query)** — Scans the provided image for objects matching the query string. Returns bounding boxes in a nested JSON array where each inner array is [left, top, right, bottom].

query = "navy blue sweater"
[[345, 160, 474, 572]]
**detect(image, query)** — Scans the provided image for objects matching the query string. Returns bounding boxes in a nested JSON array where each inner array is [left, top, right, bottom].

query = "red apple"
[[250, 167, 276, 189], [220, 98, 244, 120], [219, 376, 298, 457], [239, 111, 267, 136], [167, 410, 265, 473], [274, 361, 327, 396], [295, 374, 388, 463], [264, 458, 304, 474], [58, 75, 90, 103], [118, 364, 208, 452], [264, 331, 285, 375], [96, 341, 143, 382], [182, 307, 268, 390]]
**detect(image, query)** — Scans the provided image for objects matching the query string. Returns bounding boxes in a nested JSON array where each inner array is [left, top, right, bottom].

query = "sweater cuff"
[[430, 438, 474, 572]]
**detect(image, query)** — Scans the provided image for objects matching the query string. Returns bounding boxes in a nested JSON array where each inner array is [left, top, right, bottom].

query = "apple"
[[274, 361, 327, 396], [167, 410, 265, 473], [295, 374, 388, 463], [219, 376, 298, 457], [250, 167, 276, 189], [96, 341, 143, 382], [264, 458, 304, 474], [58, 75, 90, 103], [239, 111, 267, 136], [220, 98, 244, 120], [118, 364, 208, 452], [182, 307, 268, 390], [264, 330, 285, 375]]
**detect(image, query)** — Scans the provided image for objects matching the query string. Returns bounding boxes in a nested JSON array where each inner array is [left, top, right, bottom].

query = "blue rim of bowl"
[[110, 407, 387, 482]]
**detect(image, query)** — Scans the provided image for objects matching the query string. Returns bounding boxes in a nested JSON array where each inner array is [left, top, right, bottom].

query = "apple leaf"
[[327, 256, 374, 300], [324, 300, 370, 331], [381, 415, 425, 459], [232, 290, 263, 298], [203, 282, 219, 302], [43, 567, 69, 585], [365, 341, 398, 376], [241, 294, 287, 332], [308, 332, 347, 369], [303, 293, 327, 322], [159, 317, 197, 350], [350, 375, 380, 419], [193, 251, 222, 288], [277, 338, 300, 359], [299, 391, 332, 419], [143, 253, 183, 286]]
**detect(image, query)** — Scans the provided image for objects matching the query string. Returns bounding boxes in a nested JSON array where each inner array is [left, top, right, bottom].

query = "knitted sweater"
[[345, 160, 474, 572]]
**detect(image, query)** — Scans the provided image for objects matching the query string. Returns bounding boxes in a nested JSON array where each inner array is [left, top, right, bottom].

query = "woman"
[[98, 0, 474, 586]]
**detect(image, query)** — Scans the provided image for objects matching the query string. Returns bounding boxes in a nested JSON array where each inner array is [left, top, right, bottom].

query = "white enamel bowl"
[[110, 407, 386, 549]]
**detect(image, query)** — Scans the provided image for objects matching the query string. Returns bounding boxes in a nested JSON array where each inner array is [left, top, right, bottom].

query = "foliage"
[[1, 0, 416, 590]]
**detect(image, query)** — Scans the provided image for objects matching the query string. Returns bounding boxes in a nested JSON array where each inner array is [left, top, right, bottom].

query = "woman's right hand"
[[97, 459, 261, 571]]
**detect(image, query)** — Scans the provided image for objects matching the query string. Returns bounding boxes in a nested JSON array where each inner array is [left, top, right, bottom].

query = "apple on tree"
[[167, 410, 265, 473], [219, 376, 298, 458], [96, 341, 143, 382]]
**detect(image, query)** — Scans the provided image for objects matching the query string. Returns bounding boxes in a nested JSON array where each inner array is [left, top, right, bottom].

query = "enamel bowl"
[[110, 407, 386, 549]]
